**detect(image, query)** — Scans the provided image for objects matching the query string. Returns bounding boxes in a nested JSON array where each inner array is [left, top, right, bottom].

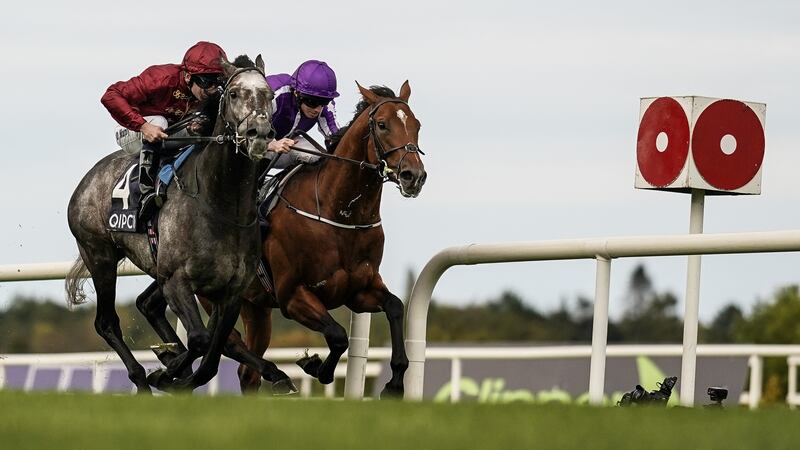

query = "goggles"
[[191, 74, 223, 90], [298, 94, 331, 108]]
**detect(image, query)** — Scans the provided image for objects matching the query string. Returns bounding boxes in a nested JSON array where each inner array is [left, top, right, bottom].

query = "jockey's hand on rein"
[[268, 138, 295, 154], [141, 122, 169, 143], [187, 115, 210, 135]]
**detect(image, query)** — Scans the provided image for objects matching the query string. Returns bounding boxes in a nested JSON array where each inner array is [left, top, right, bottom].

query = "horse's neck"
[[316, 118, 383, 222], [192, 122, 257, 217]]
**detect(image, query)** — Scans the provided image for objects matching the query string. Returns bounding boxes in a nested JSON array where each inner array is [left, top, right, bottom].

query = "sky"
[[2, 0, 800, 323]]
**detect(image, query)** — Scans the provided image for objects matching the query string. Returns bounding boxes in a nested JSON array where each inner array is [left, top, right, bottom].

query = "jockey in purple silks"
[[265, 60, 341, 167]]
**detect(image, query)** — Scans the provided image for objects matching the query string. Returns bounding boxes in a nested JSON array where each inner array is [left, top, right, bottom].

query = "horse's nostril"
[[246, 129, 258, 139], [400, 170, 414, 181], [266, 129, 275, 139]]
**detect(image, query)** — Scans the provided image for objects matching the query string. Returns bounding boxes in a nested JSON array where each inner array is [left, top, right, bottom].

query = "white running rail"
[[402, 230, 800, 406], [2, 345, 798, 407]]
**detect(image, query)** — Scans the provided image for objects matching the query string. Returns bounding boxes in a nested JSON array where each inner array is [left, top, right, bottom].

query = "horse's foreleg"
[[351, 287, 409, 398], [136, 281, 190, 375], [81, 247, 151, 394], [150, 275, 209, 387], [288, 287, 348, 385], [172, 295, 242, 390], [197, 295, 257, 389], [199, 293, 295, 395]]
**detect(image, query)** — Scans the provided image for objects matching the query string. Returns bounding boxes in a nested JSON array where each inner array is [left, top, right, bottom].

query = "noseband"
[[367, 99, 425, 179]]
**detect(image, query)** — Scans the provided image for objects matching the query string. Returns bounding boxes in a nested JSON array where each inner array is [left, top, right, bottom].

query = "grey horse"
[[65, 55, 295, 394]]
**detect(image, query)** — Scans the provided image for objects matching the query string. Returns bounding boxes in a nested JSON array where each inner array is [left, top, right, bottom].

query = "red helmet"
[[182, 41, 227, 75]]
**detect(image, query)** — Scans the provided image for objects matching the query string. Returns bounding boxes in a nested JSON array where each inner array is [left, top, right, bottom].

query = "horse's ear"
[[255, 54, 265, 73], [356, 81, 378, 104], [219, 57, 237, 78], [398, 80, 411, 102]]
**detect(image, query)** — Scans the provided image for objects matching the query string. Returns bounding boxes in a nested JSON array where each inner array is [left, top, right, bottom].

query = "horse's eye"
[[377, 122, 387, 130], [229, 90, 237, 99]]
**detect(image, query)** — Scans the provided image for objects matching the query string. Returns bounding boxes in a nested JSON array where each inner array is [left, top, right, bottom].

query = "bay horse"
[[65, 55, 295, 394], [222, 82, 426, 396]]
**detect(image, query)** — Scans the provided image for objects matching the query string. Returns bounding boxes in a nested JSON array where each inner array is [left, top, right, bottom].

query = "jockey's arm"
[[101, 66, 169, 141], [318, 102, 340, 138], [101, 77, 149, 131]]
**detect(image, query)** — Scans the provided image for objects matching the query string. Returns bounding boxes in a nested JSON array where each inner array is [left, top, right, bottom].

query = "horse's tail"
[[65, 256, 91, 309]]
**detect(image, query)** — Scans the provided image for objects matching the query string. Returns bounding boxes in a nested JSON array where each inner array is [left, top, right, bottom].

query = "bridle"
[[271, 97, 426, 230], [367, 99, 425, 182], [266, 98, 425, 185], [217, 66, 272, 157], [162, 66, 273, 158]]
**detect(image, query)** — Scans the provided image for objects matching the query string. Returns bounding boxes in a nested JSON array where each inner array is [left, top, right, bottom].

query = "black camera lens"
[[707, 387, 728, 402]]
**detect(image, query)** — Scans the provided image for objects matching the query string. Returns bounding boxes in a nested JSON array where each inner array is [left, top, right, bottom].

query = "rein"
[[163, 66, 270, 156], [279, 98, 427, 180], [163, 134, 239, 144], [289, 130, 380, 171], [273, 98, 424, 230]]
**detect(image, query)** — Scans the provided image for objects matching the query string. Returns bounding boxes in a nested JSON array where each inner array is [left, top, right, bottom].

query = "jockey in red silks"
[[101, 41, 227, 219], [265, 60, 341, 168]]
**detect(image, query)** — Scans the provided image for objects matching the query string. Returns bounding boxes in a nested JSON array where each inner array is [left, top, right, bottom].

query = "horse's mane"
[[232, 55, 255, 68], [326, 86, 397, 152]]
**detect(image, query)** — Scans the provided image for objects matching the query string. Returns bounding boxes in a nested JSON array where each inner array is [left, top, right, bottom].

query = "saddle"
[[107, 145, 196, 233], [257, 164, 304, 225]]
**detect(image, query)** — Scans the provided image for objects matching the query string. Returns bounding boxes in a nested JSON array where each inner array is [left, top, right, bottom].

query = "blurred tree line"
[[1, 263, 799, 403]]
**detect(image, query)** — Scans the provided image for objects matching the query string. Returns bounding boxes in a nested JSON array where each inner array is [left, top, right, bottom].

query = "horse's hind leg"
[[237, 300, 272, 392], [79, 245, 151, 394], [289, 287, 348, 385]]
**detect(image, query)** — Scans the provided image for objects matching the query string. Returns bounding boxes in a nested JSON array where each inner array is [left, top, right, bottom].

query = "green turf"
[[0, 390, 797, 449]]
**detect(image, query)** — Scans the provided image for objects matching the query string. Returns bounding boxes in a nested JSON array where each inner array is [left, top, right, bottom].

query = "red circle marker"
[[692, 100, 765, 190], [637, 97, 690, 187]]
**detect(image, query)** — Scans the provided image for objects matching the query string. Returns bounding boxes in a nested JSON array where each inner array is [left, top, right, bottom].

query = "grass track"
[[0, 391, 798, 449]]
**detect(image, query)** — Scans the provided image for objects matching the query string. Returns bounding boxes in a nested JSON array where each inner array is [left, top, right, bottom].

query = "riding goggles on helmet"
[[297, 94, 331, 108], [191, 73, 224, 90]]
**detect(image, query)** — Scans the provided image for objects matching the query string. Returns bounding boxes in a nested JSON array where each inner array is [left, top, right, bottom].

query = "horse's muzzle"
[[245, 123, 275, 160], [398, 167, 427, 198]]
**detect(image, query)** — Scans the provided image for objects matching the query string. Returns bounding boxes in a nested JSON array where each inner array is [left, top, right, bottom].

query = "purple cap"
[[291, 60, 339, 98]]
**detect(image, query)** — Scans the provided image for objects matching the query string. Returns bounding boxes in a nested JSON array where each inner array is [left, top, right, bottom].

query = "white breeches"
[[115, 116, 168, 154]]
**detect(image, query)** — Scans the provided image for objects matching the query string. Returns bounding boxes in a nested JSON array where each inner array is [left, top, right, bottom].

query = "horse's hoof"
[[164, 359, 193, 380], [380, 384, 404, 400], [318, 371, 334, 385], [272, 378, 299, 396], [296, 354, 323, 377], [240, 381, 262, 395], [147, 369, 174, 391]]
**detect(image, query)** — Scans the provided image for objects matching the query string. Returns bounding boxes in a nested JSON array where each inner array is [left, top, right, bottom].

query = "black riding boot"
[[138, 144, 164, 221]]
